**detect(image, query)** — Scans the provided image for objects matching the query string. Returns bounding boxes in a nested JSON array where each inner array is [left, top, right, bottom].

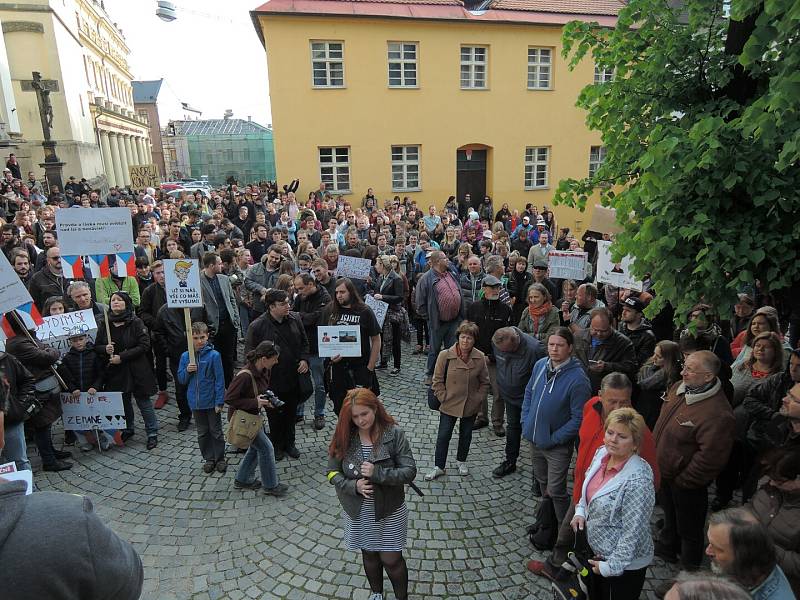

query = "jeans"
[[122, 392, 159, 438], [414, 318, 429, 347], [239, 303, 251, 338], [479, 360, 505, 427], [297, 356, 326, 418], [658, 480, 708, 570], [426, 319, 460, 375], [168, 357, 191, 420], [194, 409, 225, 462], [530, 442, 574, 524], [0, 420, 31, 471], [434, 412, 476, 468], [236, 427, 278, 490], [504, 402, 523, 465]]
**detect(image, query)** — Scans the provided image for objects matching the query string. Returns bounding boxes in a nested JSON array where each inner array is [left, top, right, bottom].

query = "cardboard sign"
[[317, 325, 362, 357], [0, 251, 34, 315], [588, 205, 623, 235], [0, 309, 97, 356], [335, 255, 372, 280], [548, 251, 589, 281], [128, 164, 161, 189], [55, 208, 134, 257], [596, 240, 643, 291], [60, 391, 126, 430], [365, 294, 388, 329], [163, 259, 203, 308]]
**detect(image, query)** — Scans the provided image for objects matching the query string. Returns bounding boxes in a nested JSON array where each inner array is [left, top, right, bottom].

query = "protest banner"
[[365, 294, 388, 329], [0, 309, 97, 356], [335, 255, 372, 280], [596, 240, 643, 291], [163, 258, 203, 364], [128, 164, 161, 189], [317, 325, 362, 357], [61, 391, 126, 431], [0, 251, 36, 316], [55, 208, 134, 278], [548, 251, 588, 281]]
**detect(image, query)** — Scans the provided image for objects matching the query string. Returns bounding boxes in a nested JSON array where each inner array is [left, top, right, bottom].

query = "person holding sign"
[[94, 291, 160, 450], [178, 323, 227, 474], [319, 278, 382, 416], [372, 256, 405, 376]]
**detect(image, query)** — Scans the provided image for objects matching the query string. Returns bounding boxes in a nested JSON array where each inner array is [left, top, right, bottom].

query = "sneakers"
[[492, 461, 517, 478], [234, 479, 261, 490], [368, 594, 384, 600], [457, 461, 469, 476], [154, 391, 169, 409], [146, 436, 158, 450], [203, 460, 215, 474], [424, 466, 445, 481], [215, 459, 227, 473], [263, 483, 289, 497], [314, 416, 325, 430], [376, 362, 388, 370], [527, 559, 559, 581], [390, 368, 400, 376]]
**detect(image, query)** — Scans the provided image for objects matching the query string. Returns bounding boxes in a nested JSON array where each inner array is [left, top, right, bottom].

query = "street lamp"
[[156, 1, 177, 22]]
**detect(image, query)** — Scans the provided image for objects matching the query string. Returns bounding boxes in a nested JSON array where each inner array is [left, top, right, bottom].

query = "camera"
[[261, 390, 284, 409]]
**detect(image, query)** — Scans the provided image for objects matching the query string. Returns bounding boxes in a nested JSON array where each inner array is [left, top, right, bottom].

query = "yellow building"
[[0, 0, 151, 190], [251, 0, 620, 233]]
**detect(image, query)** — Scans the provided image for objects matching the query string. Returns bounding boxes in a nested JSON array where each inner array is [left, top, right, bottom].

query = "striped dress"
[[343, 443, 409, 552]]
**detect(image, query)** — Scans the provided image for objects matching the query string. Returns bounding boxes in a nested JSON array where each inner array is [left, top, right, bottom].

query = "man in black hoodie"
[[618, 296, 656, 369], [466, 275, 512, 435]]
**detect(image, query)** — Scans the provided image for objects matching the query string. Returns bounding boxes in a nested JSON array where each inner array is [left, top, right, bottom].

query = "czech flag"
[[88, 254, 111, 278], [1, 302, 44, 338], [60, 255, 84, 279], [115, 252, 136, 278]]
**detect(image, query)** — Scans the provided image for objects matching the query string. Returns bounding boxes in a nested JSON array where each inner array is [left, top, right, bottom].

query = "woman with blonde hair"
[[327, 388, 417, 600]]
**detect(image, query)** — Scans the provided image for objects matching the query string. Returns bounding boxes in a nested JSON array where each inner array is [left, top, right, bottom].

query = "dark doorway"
[[456, 149, 487, 215]]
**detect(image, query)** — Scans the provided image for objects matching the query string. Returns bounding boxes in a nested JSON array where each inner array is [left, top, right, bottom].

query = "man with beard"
[[10, 249, 32, 288]]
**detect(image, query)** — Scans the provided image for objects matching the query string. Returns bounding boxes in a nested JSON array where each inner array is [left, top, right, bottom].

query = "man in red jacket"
[[527, 372, 659, 579]]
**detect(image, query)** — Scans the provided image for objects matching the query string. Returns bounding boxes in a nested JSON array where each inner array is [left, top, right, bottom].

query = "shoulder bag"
[[427, 358, 449, 411], [225, 369, 265, 449]]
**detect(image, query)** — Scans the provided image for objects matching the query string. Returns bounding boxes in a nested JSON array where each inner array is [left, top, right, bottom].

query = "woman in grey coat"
[[327, 388, 416, 600]]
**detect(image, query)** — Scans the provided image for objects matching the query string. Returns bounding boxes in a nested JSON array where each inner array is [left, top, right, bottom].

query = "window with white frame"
[[524, 146, 550, 189], [527, 47, 552, 89], [391, 145, 420, 191], [594, 64, 615, 84], [460, 45, 488, 89], [311, 41, 345, 88], [388, 42, 418, 87], [589, 146, 607, 178], [319, 147, 351, 193]]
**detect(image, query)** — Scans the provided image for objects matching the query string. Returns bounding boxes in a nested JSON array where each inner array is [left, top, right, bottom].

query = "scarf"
[[527, 302, 553, 334], [107, 292, 134, 323]]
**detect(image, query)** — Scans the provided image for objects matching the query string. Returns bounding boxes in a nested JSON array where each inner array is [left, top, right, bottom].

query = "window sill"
[[392, 188, 422, 193], [526, 87, 554, 91], [460, 87, 489, 91], [524, 186, 550, 191], [312, 85, 347, 90], [388, 85, 420, 90]]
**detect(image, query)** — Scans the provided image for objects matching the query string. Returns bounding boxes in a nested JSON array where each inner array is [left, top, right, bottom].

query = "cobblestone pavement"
[[37, 343, 680, 599]]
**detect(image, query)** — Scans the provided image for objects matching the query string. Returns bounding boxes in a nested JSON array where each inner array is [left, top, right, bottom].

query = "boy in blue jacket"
[[178, 322, 226, 474]]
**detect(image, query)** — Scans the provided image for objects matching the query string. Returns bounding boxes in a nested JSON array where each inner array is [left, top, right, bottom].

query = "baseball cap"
[[482, 275, 502, 287], [623, 296, 646, 312]]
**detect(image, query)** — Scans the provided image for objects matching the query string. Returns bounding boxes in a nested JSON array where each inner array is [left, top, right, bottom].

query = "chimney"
[[223, 109, 233, 120], [247, 116, 251, 121]]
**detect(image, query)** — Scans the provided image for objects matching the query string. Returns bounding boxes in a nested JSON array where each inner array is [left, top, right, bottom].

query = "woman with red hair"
[[327, 388, 417, 600]]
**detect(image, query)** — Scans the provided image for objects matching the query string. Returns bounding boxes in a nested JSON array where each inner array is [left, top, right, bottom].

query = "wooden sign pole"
[[183, 307, 196, 366]]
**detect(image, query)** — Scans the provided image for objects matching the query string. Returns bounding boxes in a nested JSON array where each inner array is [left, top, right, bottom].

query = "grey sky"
[[106, 0, 272, 125]]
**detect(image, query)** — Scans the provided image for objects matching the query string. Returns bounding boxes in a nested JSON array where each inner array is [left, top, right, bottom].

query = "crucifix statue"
[[31, 71, 54, 142]]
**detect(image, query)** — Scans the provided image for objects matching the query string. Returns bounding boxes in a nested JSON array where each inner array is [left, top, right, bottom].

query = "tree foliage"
[[555, 0, 800, 322]]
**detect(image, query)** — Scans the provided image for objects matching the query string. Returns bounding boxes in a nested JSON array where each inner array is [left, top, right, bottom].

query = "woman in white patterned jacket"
[[571, 407, 655, 600]]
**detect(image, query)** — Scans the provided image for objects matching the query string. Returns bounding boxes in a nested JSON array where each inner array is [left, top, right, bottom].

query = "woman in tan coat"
[[425, 321, 490, 481]]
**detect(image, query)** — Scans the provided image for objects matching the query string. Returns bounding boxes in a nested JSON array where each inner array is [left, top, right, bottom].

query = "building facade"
[[252, 0, 619, 232], [162, 117, 276, 185], [0, 0, 150, 190]]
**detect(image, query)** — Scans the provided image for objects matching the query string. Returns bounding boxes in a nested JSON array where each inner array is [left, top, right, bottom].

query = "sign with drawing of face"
[[163, 259, 203, 308]]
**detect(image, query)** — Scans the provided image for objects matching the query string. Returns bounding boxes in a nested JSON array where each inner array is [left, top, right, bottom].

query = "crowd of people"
[[0, 164, 798, 600]]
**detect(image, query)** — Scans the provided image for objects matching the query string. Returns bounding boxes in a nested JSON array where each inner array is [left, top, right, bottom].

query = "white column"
[[144, 137, 153, 163], [116, 134, 130, 185], [123, 135, 136, 169], [137, 137, 147, 165], [99, 130, 116, 187], [109, 133, 124, 188]]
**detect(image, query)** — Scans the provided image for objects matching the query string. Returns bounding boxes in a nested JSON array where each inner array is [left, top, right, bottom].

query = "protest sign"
[[164, 259, 203, 308], [55, 208, 134, 256], [548, 251, 588, 281], [0, 251, 35, 315], [0, 309, 97, 356], [335, 255, 372, 280], [61, 391, 126, 430], [365, 294, 388, 329], [588, 205, 623, 235], [128, 164, 160, 189], [596, 240, 643, 291], [317, 325, 362, 357]]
